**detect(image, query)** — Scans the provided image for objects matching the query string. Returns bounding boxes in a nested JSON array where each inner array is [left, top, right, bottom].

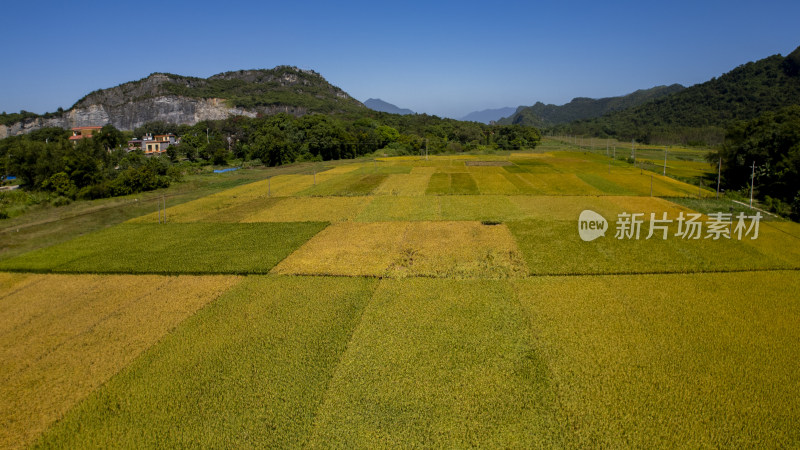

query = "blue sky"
[[1, 0, 798, 118]]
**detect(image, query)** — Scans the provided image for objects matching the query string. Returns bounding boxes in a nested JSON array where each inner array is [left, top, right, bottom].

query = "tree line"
[[0, 112, 540, 206], [712, 105, 800, 220]]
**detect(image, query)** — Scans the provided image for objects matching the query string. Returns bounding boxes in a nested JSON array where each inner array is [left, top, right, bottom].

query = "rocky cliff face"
[[0, 97, 269, 138], [1, 66, 361, 138]]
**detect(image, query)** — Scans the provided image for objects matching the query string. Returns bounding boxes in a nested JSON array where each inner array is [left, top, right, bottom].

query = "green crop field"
[[2, 149, 799, 448]]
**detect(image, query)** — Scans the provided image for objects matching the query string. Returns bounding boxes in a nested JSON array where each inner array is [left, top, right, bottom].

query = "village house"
[[127, 133, 180, 156], [68, 126, 102, 142]]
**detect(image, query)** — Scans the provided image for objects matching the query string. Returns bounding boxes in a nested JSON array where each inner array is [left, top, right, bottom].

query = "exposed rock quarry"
[[1, 66, 361, 138], [0, 97, 302, 139]]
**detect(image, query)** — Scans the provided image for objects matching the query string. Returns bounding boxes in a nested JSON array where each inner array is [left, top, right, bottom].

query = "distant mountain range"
[[460, 107, 517, 124], [363, 98, 414, 115], [497, 85, 685, 127]]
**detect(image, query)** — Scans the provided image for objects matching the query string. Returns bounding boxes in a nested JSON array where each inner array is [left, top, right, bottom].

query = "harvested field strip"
[[243, 196, 372, 222], [0, 222, 327, 274], [274, 221, 527, 278], [507, 219, 800, 275], [307, 278, 561, 447], [514, 271, 800, 447], [0, 273, 240, 449], [35, 276, 376, 448]]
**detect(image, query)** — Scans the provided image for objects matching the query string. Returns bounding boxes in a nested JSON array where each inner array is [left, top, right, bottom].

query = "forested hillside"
[[554, 46, 800, 145], [499, 84, 684, 127]]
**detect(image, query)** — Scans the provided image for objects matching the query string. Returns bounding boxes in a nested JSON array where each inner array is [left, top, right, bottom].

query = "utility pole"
[[631, 139, 635, 162], [663, 148, 667, 176], [206, 128, 209, 144], [749, 161, 755, 207], [716, 157, 721, 199]]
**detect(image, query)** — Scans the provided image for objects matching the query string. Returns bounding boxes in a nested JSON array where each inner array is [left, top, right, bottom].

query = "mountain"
[[0, 66, 365, 138], [460, 107, 517, 124], [557, 45, 800, 143], [363, 98, 414, 115], [497, 84, 685, 127]]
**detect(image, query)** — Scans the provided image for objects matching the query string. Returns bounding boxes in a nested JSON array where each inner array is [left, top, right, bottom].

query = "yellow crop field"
[[508, 195, 696, 222], [356, 196, 441, 221], [307, 278, 559, 447], [0, 273, 240, 449], [272, 222, 409, 276], [372, 168, 434, 196], [470, 171, 521, 194], [514, 271, 800, 447], [435, 164, 470, 173], [385, 221, 527, 278], [4, 151, 799, 447], [275, 221, 527, 278], [318, 165, 364, 175], [603, 173, 703, 197], [439, 195, 525, 221], [515, 173, 602, 195], [242, 196, 373, 222]]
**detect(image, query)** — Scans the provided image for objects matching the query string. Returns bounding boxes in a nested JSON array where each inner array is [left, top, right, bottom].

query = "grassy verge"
[[0, 164, 323, 261]]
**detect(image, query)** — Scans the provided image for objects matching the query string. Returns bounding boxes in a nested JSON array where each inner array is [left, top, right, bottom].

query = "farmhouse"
[[68, 126, 102, 142], [127, 133, 180, 156]]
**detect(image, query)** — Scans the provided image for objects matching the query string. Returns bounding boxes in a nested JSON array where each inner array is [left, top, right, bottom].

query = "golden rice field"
[[1, 150, 799, 448]]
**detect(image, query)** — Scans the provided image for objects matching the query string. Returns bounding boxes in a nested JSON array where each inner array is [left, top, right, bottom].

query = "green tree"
[[41, 172, 77, 198], [716, 105, 800, 218], [96, 124, 124, 151]]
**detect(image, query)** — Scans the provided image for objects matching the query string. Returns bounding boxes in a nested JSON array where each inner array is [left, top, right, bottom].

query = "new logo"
[[578, 210, 608, 241]]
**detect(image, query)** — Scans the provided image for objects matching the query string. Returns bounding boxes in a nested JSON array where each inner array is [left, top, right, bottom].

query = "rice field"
[[2, 150, 799, 448], [0, 222, 327, 274], [0, 273, 240, 448]]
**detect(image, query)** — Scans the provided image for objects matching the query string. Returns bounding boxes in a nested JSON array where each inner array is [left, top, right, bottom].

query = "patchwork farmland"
[[1, 148, 799, 447]]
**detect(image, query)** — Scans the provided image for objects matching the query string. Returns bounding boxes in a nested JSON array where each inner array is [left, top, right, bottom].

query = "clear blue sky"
[[1, 0, 798, 119]]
